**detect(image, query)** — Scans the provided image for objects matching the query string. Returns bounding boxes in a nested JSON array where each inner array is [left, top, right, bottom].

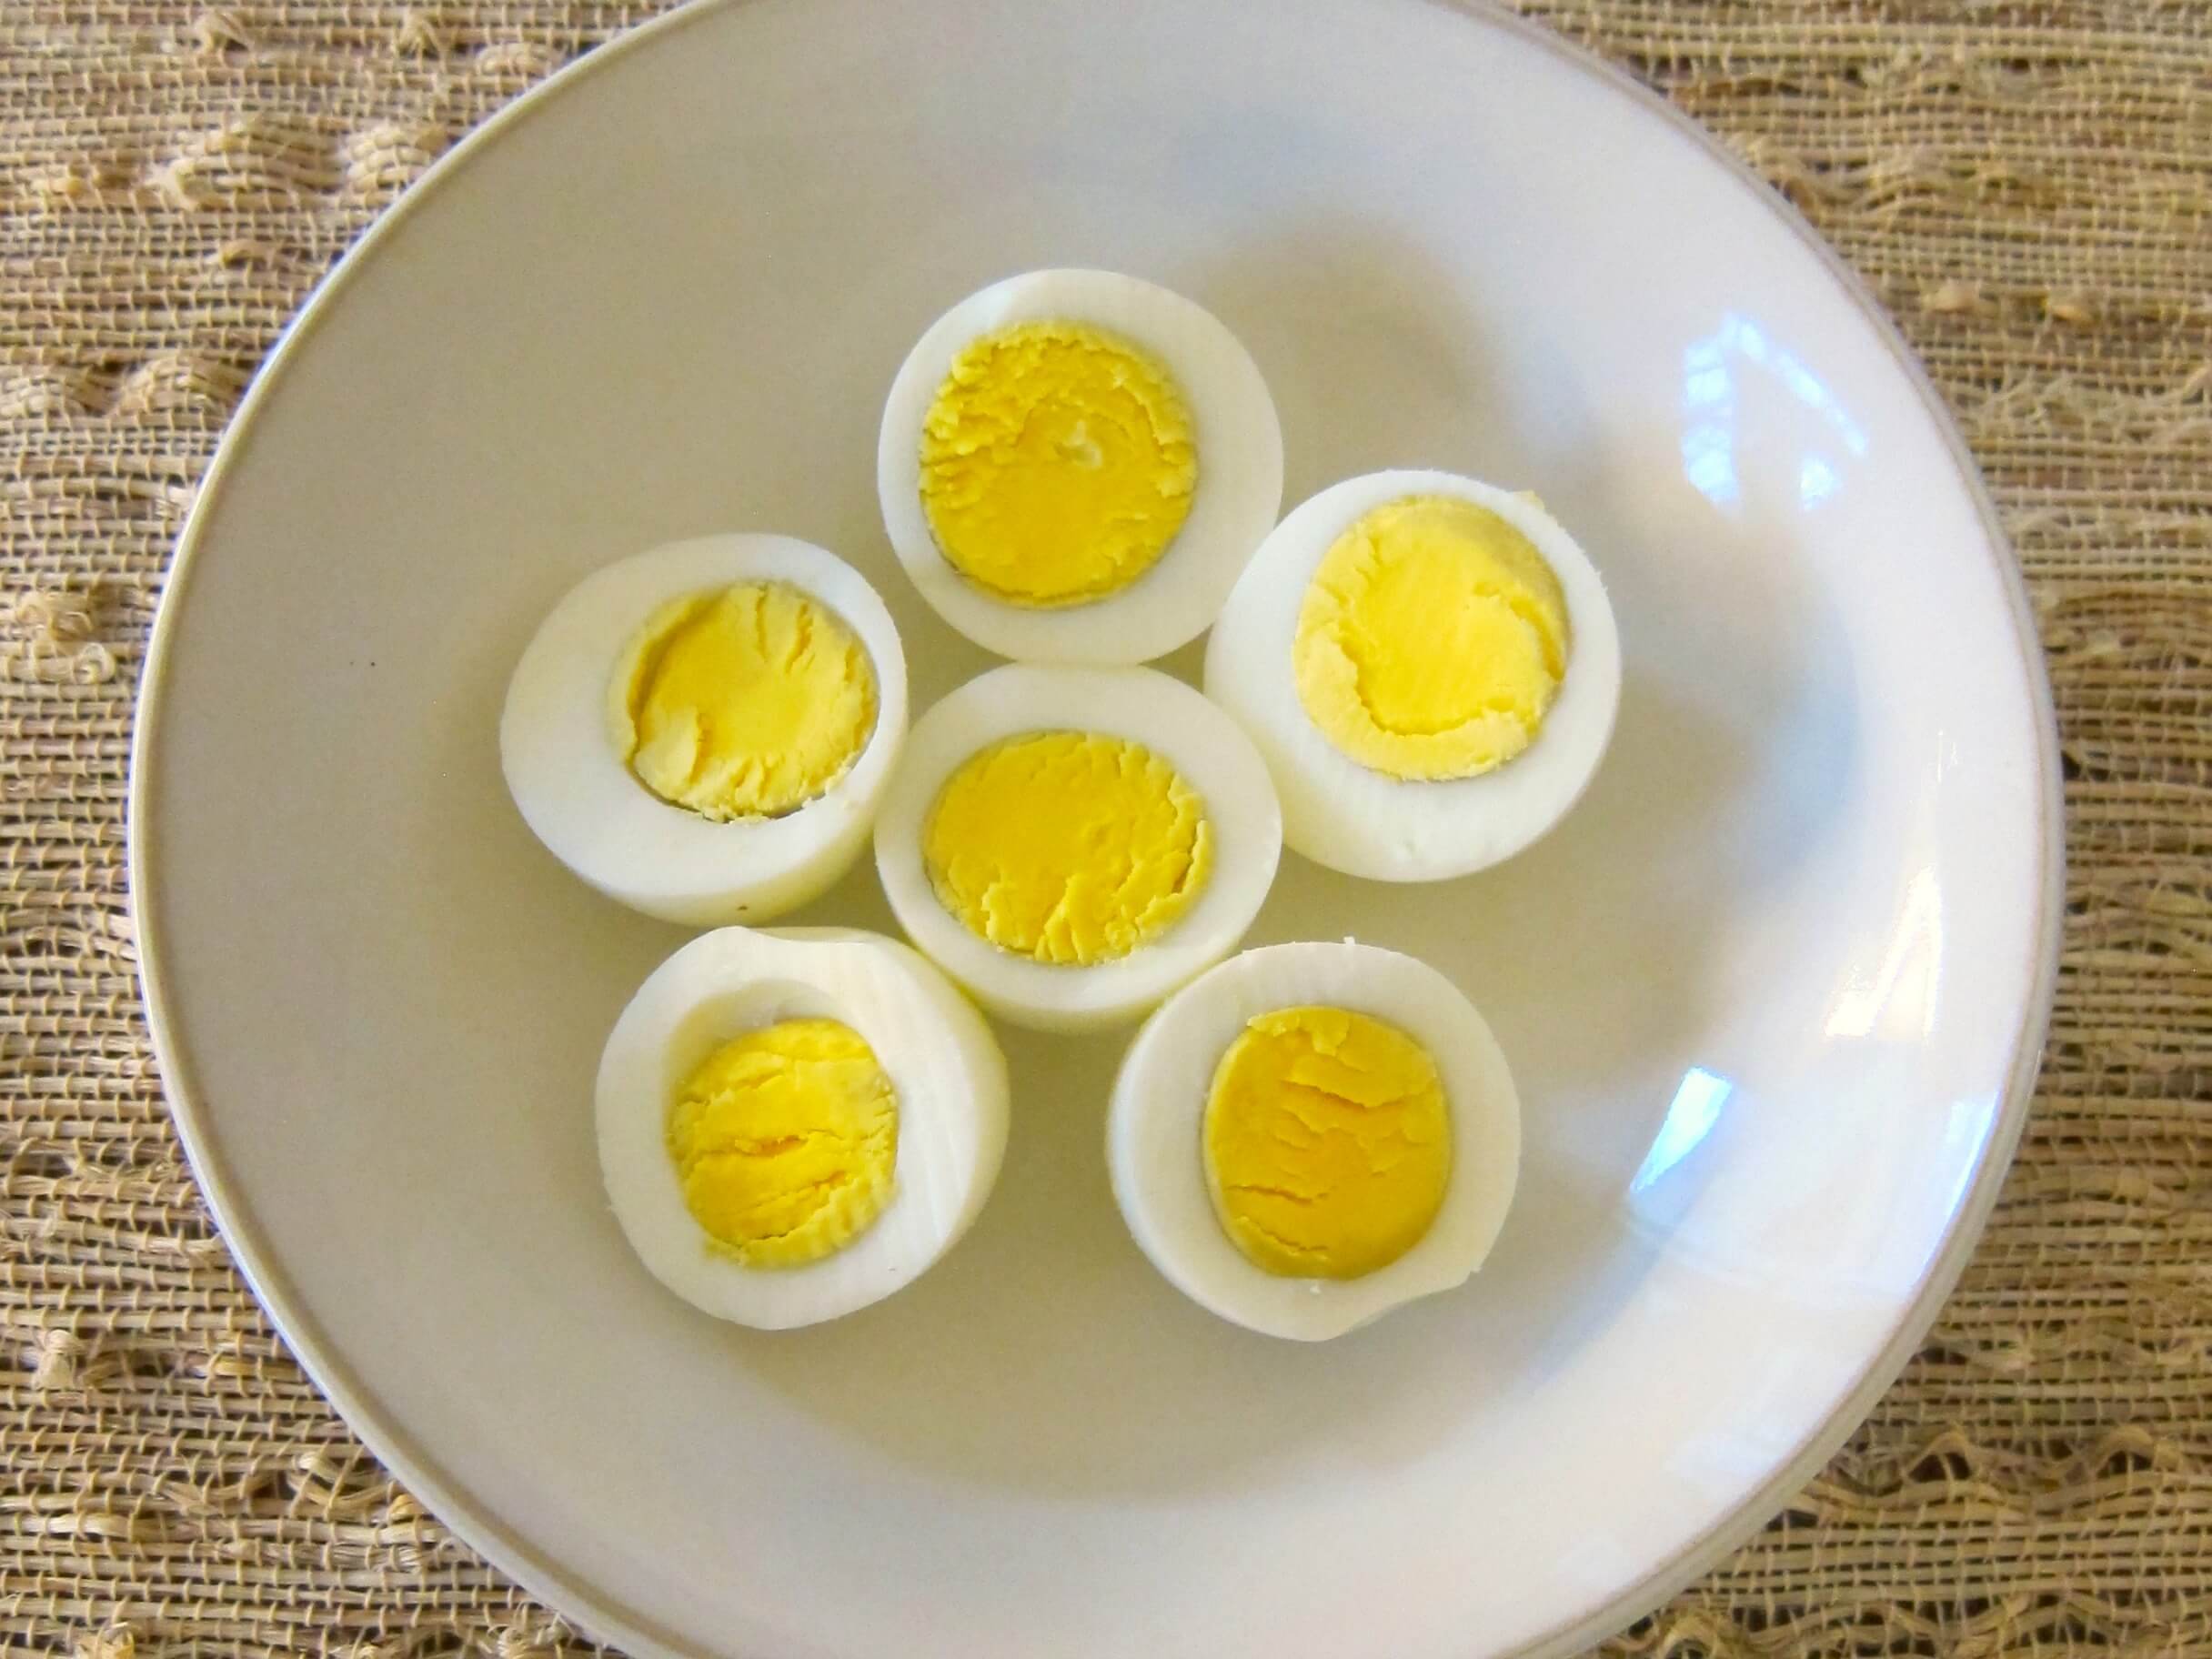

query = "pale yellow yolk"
[[1203, 1005, 1452, 1280], [666, 1018, 897, 1268], [1293, 496, 1571, 780], [919, 321, 1197, 608], [612, 581, 875, 820], [920, 731, 1212, 967]]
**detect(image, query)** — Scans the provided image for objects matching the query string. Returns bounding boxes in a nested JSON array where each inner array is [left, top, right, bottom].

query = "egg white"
[[1204, 471, 1622, 881], [500, 534, 908, 926], [877, 268, 1283, 665], [1107, 940, 1521, 1342], [597, 925, 1009, 1330], [873, 665, 1282, 1032]]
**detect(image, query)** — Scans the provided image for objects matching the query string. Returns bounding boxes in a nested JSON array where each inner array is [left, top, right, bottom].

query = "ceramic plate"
[[130, 0, 2061, 1654]]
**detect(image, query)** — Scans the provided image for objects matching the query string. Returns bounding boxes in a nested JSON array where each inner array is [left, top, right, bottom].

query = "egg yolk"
[[919, 321, 1197, 608], [1293, 496, 1571, 780], [612, 581, 875, 821], [666, 1018, 897, 1267], [1203, 1005, 1451, 1279], [921, 730, 1212, 966]]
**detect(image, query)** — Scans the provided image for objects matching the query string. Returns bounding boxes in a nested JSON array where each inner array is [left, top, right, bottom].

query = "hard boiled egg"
[[1205, 471, 1621, 880], [873, 665, 1282, 1031], [598, 925, 1008, 1329], [501, 534, 908, 925], [877, 269, 1282, 664], [1108, 940, 1521, 1341]]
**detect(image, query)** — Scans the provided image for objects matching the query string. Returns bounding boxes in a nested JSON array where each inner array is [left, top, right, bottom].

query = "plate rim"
[[126, 0, 2066, 1653]]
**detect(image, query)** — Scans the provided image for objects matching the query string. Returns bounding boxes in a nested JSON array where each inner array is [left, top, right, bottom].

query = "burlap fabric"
[[4, 2, 2205, 1654]]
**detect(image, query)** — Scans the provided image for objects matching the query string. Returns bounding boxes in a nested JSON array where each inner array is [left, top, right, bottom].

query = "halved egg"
[[877, 269, 1283, 664], [598, 925, 1008, 1329], [501, 534, 908, 925], [1205, 471, 1621, 880], [1108, 940, 1520, 1341], [873, 665, 1282, 1031]]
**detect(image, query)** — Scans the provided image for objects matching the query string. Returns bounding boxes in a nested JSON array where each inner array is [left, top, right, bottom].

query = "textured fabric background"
[[3, 2, 2206, 1654]]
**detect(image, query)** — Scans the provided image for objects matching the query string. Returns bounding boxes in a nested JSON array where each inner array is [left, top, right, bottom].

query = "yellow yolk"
[[666, 1018, 898, 1267], [1203, 1005, 1452, 1279], [921, 730, 1212, 966], [1293, 496, 1571, 780], [919, 321, 1197, 608], [612, 581, 876, 820]]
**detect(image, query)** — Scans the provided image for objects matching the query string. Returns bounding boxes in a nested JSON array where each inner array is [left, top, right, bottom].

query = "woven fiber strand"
[[3, 0, 2207, 1654]]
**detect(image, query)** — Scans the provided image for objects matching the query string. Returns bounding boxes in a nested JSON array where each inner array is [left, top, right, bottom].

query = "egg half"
[[598, 925, 1009, 1329], [1108, 940, 1521, 1341], [501, 535, 908, 925], [874, 665, 1282, 1031], [1205, 471, 1621, 881], [877, 269, 1283, 664]]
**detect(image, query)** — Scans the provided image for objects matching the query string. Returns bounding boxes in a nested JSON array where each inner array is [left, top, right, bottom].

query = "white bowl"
[[130, 0, 2060, 1655]]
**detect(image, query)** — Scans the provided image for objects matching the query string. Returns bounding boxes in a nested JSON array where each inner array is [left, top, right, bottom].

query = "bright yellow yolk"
[[1204, 1005, 1452, 1280], [612, 581, 875, 821], [921, 731, 1212, 966], [919, 320, 1197, 608], [666, 1018, 897, 1268], [1293, 496, 1571, 780]]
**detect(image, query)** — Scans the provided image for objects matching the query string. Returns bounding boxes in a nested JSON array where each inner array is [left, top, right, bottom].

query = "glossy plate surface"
[[131, 0, 2060, 1654]]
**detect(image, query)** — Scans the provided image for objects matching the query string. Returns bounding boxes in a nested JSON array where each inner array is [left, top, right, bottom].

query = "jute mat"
[[3, 2, 2207, 1654]]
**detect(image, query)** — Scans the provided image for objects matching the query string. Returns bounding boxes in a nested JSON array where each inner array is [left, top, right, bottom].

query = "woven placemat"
[[5, 2, 2207, 1654]]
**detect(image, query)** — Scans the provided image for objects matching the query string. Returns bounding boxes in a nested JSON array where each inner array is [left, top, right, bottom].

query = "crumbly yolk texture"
[[921, 731, 1212, 966], [919, 321, 1197, 608], [612, 581, 875, 821], [1204, 1005, 1452, 1280], [666, 1018, 897, 1268], [1293, 496, 1571, 780]]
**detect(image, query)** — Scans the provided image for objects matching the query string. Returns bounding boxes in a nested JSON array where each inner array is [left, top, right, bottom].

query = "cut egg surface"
[[500, 535, 908, 926], [1205, 471, 1621, 881], [878, 269, 1283, 664], [1108, 940, 1521, 1342], [598, 926, 1009, 1330], [874, 665, 1282, 1032]]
